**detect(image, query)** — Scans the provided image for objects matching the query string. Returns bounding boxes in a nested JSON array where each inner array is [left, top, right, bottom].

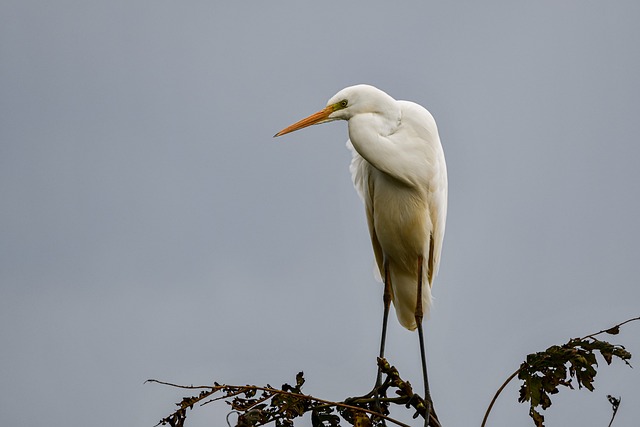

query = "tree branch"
[[480, 368, 520, 427], [149, 367, 418, 427]]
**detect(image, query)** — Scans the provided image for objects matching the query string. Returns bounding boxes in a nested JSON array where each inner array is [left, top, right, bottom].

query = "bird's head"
[[274, 84, 396, 137]]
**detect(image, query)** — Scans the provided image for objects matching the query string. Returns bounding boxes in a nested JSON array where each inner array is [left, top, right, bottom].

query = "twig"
[[201, 389, 254, 407], [606, 395, 621, 427], [480, 368, 520, 427], [582, 316, 640, 341], [145, 379, 214, 389]]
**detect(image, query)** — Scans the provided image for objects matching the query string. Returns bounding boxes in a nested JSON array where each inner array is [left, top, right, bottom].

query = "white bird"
[[274, 84, 447, 423]]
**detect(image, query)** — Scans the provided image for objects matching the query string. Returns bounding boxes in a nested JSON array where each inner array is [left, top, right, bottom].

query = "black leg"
[[417, 321, 432, 426], [368, 261, 392, 423], [415, 255, 434, 427], [375, 260, 392, 388]]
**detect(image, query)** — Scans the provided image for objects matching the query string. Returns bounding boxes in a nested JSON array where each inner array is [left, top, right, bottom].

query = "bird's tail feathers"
[[391, 270, 432, 331]]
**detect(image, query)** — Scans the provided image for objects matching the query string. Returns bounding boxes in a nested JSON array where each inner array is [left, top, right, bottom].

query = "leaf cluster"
[[233, 372, 312, 427], [517, 335, 631, 426], [150, 358, 440, 427]]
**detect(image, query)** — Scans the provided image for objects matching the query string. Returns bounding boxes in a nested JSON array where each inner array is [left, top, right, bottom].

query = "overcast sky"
[[2, 1, 639, 426]]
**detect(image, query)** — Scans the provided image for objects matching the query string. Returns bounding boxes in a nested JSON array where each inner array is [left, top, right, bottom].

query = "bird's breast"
[[370, 171, 431, 272]]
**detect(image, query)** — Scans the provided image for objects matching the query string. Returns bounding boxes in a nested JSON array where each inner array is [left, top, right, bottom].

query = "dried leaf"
[[605, 326, 620, 335]]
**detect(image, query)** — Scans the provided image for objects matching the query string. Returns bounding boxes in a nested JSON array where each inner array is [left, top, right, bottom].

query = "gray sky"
[[2, 1, 639, 426]]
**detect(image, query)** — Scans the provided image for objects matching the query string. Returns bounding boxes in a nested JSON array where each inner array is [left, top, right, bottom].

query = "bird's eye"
[[340, 100, 348, 108]]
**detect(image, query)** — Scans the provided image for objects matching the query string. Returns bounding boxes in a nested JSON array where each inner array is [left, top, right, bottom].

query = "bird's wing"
[[396, 101, 448, 282], [347, 139, 384, 282], [427, 172, 447, 282]]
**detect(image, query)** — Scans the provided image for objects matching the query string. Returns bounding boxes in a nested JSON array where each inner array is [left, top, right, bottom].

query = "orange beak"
[[274, 106, 334, 137]]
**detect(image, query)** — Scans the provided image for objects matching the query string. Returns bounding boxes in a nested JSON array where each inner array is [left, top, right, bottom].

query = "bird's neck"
[[348, 109, 429, 189], [352, 107, 401, 137]]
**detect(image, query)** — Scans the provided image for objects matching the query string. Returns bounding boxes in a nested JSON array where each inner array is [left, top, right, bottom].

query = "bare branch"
[[480, 369, 520, 427]]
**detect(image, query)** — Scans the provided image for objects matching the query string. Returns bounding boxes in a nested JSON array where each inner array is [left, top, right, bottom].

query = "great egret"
[[275, 84, 447, 425]]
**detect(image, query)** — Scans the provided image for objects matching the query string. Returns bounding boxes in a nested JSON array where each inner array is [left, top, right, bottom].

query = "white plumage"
[[275, 84, 447, 331]]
